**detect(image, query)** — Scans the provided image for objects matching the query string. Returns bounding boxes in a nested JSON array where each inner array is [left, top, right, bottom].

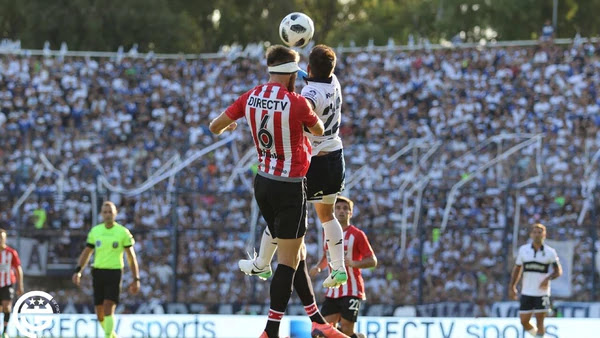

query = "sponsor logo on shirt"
[[524, 261, 549, 273]]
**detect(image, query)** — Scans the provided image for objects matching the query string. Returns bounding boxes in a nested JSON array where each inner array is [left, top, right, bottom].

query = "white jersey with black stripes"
[[301, 74, 343, 156], [515, 243, 559, 296]]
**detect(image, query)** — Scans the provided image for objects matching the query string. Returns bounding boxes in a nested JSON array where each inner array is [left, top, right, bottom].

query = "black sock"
[[351, 334, 359, 338], [265, 264, 296, 338], [4, 311, 9, 332], [294, 260, 327, 324]]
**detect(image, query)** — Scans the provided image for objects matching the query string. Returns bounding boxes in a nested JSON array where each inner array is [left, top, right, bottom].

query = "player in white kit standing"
[[509, 223, 562, 338]]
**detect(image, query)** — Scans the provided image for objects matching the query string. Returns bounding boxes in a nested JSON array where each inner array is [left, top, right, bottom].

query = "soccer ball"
[[279, 12, 314, 48]]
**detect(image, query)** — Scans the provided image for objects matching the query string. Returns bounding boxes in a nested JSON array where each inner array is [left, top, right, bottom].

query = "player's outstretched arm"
[[72, 246, 94, 286], [508, 265, 522, 300], [125, 246, 141, 295], [209, 112, 238, 135]]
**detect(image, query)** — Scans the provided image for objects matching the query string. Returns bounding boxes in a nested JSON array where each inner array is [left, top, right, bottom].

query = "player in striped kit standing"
[[310, 196, 377, 338], [0, 229, 24, 338], [210, 45, 347, 338]]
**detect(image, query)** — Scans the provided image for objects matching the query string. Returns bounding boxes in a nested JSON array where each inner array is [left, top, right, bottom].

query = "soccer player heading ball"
[[239, 44, 350, 292], [210, 45, 348, 338]]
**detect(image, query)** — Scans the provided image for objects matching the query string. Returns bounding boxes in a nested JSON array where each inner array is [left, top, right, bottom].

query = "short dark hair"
[[309, 44, 336, 79], [266, 45, 299, 67], [335, 196, 354, 212]]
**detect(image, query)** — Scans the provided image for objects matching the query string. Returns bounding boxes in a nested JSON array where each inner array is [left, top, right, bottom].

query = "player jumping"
[[240, 44, 348, 289]]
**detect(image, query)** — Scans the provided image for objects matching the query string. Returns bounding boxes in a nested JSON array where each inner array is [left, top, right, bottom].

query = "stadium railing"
[[0, 37, 598, 60]]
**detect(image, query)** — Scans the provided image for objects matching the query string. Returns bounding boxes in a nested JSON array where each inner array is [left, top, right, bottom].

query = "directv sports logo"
[[13, 291, 61, 338]]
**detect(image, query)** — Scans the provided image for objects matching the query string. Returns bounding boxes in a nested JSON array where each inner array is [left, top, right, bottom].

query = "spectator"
[[0, 41, 598, 308]]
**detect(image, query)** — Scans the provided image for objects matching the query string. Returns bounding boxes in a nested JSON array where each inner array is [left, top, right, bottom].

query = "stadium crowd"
[[0, 39, 599, 310]]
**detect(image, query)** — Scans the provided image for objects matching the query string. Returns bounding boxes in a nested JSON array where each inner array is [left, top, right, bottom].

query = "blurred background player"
[[240, 44, 348, 289], [72, 201, 140, 338], [210, 45, 346, 338], [509, 223, 562, 338], [0, 229, 24, 338], [310, 196, 377, 338]]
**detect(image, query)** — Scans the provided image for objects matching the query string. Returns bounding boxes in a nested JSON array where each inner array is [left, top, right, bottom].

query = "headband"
[[268, 61, 300, 74]]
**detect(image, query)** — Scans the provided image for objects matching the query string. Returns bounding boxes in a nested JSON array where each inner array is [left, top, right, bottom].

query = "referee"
[[72, 201, 140, 338]]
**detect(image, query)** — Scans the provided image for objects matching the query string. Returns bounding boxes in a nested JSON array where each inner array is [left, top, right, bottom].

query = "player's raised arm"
[[210, 89, 249, 135], [209, 112, 238, 135]]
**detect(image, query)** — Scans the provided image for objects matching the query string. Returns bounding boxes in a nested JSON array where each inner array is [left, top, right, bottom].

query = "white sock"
[[535, 335, 544, 338], [256, 228, 277, 269], [526, 328, 537, 337], [322, 218, 345, 271]]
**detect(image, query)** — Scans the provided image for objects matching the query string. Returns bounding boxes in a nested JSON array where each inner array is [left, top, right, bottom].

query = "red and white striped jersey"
[[324, 225, 375, 300], [0, 246, 21, 288], [226, 83, 319, 178]]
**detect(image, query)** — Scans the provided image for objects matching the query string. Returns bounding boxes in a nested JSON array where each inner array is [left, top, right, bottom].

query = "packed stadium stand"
[[0, 40, 599, 313]]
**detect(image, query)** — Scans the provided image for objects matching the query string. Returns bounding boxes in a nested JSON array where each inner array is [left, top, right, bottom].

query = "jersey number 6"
[[258, 114, 273, 149]]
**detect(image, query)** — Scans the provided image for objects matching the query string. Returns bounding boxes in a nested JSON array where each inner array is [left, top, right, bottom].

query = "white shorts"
[[308, 193, 337, 204]]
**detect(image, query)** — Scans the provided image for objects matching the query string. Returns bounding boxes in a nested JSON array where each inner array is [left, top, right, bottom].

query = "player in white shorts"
[[509, 223, 562, 338]]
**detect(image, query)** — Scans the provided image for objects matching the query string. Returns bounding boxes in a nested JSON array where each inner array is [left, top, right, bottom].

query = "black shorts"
[[92, 268, 122, 305], [254, 173, 307, 239], [519, 295, 551, 314], [0, 285, 14, 301], [306, 149, 345, 202], [321, 296, 362, 322]]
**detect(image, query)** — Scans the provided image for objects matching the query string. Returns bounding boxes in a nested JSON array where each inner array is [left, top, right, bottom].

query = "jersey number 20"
[[322, 93, 341, 136]]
